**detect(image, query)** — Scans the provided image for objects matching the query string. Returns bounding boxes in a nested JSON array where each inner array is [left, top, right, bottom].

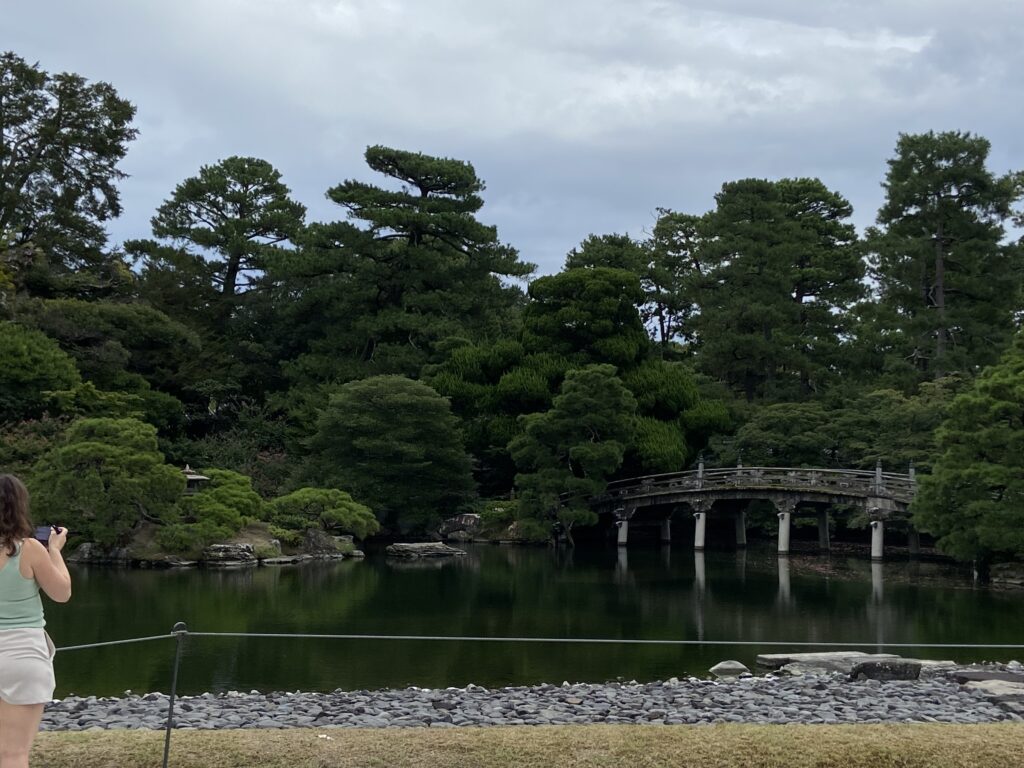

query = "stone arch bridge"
[[591, 462, 918, 560]]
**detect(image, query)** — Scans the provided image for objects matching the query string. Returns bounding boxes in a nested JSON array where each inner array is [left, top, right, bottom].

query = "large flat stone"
[[907, 659, 957, 669], [202, 543, 256, 563], [777, 662, 846, 677], [756, 651, 898, 671], [953, 671, 1024, 685], [962, 680, 1024, 702], [385, 543, 467, 558]]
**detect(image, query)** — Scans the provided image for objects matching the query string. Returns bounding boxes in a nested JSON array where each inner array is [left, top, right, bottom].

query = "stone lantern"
[[182, 464, 210, 495]]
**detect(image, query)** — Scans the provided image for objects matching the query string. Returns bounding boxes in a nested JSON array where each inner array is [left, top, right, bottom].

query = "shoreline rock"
[[439, 513, 483, 543], [65, 543, 133, 565], [202, 544, 257, 568], [757, 651, 958, 680], [66, 539, 363, 569], [386, 543, 467, 558], [757, 651, 899, 674], [709, 660, 750, 678], [991, 562, 1024, 588]]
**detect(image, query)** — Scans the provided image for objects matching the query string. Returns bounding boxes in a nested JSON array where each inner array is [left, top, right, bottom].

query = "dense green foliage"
[[158, 469, 263, 552], [510, 365, 637, 543], [524, 267, 648, 368], [712, 379, 962, 472], [30, 418, 184, 547], [692, 178, 865, 401], [303, 376, 476, 532], [913, 335, 1024, 563], [426, 339, 572, 495], [2, 52, 1023, 561], [267, 488, 379, 540], [266, 145, 533, 425], [0, 321, 81, 420]]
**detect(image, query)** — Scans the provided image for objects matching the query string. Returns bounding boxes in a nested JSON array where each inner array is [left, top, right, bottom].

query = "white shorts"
[[0, 628, 56, 705]]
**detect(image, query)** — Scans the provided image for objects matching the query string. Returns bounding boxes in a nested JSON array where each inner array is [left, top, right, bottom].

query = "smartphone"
[[34, 526, 58, 548]]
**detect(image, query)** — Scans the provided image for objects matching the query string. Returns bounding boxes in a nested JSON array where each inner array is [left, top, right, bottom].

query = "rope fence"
[[55, 631, 1024, 653], [52, 625, 1024, 768]]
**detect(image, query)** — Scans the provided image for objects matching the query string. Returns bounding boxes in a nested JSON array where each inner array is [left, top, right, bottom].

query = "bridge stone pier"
[[600, 460, 917, 560]]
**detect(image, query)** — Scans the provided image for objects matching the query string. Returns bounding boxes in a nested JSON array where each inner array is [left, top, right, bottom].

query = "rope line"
[[55, 634, 174, 652], [182, 632, 1024, 649], [55, 631, 1024, 651]]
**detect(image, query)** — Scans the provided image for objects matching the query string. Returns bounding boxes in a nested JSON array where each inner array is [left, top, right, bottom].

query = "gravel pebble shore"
[[40, 671, 1023, 731]]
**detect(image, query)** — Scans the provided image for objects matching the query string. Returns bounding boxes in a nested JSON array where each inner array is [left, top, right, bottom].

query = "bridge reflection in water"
[[595, 461, 918, 561], [622, 544, 896, 651]]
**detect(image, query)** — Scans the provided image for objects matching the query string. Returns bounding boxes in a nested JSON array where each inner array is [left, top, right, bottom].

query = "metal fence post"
[[163, 622, 188, 768]]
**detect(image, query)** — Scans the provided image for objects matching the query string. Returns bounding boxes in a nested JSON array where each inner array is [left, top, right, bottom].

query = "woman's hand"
[[49, 526, 68, 552]]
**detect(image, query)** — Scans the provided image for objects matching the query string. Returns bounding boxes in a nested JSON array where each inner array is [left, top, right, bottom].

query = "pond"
[[48, 544, 1024, 696]]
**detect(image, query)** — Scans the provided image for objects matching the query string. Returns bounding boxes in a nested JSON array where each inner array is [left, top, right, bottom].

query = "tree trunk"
[[933, 221, 946, 378], [222, 254, 241, 297], [219, 248, 244, 324]]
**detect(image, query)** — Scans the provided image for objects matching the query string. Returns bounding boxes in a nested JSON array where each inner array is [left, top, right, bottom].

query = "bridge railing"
[[600, 466, 916, 505]]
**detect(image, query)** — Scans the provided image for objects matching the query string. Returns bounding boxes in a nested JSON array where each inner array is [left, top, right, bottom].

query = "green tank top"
[[0, 542, 46, 629]]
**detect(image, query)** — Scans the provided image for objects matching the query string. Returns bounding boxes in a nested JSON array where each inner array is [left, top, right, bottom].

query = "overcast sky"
[[5, 0, 1022, 274]]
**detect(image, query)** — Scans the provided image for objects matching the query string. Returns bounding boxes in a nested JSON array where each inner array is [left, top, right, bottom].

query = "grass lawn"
[[33, 723, 1024, 768]]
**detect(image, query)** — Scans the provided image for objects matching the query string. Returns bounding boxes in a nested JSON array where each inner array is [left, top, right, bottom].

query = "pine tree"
[[866, 131, 1022, 385], [271, 146, 533, 404], [693, 178, 864, 400], [303, 375, 476, 532], [913, 334, 1024, 563], [509, 365, 637, 545], [0, 52, 137, 278]]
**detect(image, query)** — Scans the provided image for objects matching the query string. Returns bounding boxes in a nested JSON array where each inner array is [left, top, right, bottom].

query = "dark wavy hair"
[[0, 475, 34, 556]]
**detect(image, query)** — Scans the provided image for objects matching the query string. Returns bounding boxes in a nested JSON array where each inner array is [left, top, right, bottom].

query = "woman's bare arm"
[[22, 531, 72, 603]]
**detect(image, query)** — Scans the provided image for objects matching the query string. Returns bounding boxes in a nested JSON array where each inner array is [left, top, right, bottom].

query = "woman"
[[0, 475, 71, 768]]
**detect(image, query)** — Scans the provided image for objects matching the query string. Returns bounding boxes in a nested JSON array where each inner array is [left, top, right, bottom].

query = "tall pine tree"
[[270, 146, 533, 425], [692, 178, 863, 401], [866, 131, 1022, 385]]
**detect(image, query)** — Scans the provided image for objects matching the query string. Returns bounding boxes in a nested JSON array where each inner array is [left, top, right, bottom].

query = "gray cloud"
[[4, 0, 1022, 272]]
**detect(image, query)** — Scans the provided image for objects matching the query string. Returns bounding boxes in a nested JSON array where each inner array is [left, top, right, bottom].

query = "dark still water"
[[47, 545, 1023, 696]]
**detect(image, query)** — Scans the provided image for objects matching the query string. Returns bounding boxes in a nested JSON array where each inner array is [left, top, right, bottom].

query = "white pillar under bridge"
[[871, 519, 885, 561], [693, 512, 706, 551], [775, 499, 797, 556], [614, 507, 634, 547], [865, 497, 896, 561], [691, 501, 711, 551]]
